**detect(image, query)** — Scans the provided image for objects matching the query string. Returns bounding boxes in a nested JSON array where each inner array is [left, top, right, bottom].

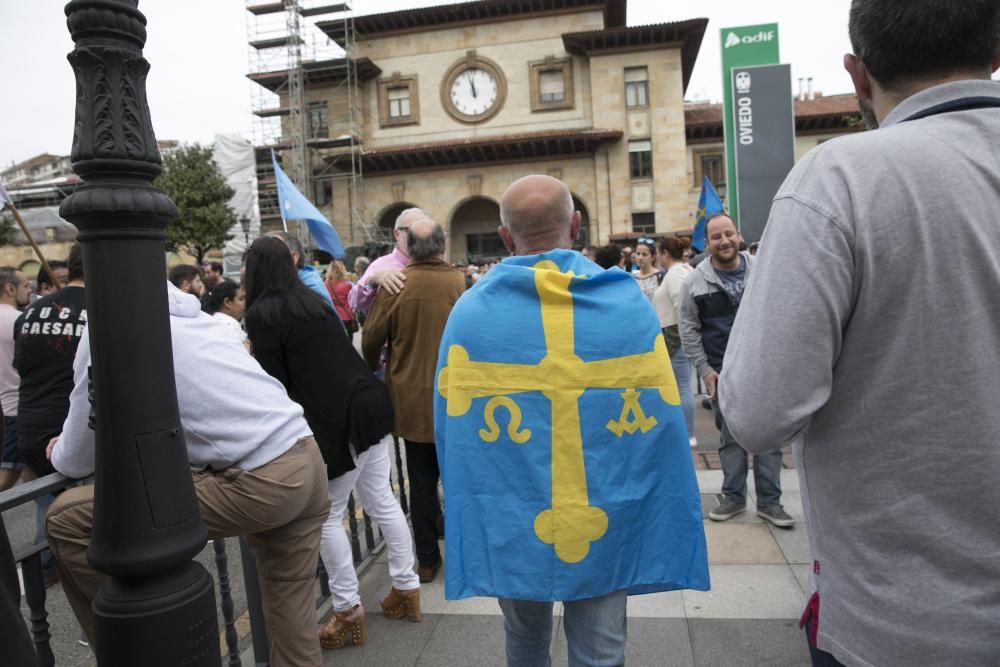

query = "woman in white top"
[[653, 237, 697, 447], [203, 280, 249, 350], [631, 238, 660, 303]]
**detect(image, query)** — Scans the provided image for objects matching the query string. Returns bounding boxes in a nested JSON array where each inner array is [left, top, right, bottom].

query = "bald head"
[[406, 215, 447, 261], [499, 175, 579, 255]]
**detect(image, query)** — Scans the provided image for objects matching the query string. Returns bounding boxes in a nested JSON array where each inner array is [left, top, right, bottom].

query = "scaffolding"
[[245, 0, 382, 252]]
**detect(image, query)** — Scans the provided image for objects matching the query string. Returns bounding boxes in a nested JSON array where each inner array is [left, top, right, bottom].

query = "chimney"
[[807, 77, 815, 100], [797, 78, 805, 101]]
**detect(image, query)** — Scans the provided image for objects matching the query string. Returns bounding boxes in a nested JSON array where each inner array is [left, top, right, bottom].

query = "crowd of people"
[[1, 1, 999, 665]]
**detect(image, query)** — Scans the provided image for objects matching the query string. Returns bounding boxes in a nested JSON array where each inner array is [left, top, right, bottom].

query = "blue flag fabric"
[[692, 176, 726, 252], [434, 249, 709, 602], [271, 150, 345, 258]]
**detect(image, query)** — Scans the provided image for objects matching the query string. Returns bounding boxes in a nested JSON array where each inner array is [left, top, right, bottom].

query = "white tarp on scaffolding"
[[212, 133, 260, 277]]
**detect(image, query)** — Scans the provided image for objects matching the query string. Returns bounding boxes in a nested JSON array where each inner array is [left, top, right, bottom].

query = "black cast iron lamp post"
[[60, 1, 218, 664]]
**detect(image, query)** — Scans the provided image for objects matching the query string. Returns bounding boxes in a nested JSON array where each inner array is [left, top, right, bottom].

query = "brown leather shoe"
[[380, 587, 422, 622], [319, 604, 365, 649], [417, 558, 441, 583]]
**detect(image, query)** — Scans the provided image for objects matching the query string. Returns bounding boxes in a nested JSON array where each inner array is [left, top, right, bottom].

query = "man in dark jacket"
[[362, 215, 464, 583], [678, 214, 792, 527]]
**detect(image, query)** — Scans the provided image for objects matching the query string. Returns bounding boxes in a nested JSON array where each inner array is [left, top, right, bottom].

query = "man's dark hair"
[[67, 243, 84, 283], [0, 267, 18, 292], [849, 0, 1000, 89], [594, 244, 623, 270], [244, 236, 331, 326], [208, 261, 223, 274], [37, 259, 68, 290], [407, 224, 446, 262], [168, 264, 201, 289]]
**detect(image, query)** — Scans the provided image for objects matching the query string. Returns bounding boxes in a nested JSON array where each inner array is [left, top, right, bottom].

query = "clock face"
[[449, 68, 499, 117]]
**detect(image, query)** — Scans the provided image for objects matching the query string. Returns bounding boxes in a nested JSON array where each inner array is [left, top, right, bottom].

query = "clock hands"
[[466, 71, 478, 98]]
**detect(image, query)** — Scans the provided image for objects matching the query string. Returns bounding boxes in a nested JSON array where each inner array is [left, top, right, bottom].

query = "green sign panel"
[[720, 23, 780, 224]]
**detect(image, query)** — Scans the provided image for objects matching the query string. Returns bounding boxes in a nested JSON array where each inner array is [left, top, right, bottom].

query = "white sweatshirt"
[[52, 282, 311, 478]]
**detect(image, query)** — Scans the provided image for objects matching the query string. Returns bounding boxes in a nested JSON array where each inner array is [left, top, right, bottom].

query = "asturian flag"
[[271, 150, 345, 258], [434, 249, 709, 601], [692, 175, 726, 253]]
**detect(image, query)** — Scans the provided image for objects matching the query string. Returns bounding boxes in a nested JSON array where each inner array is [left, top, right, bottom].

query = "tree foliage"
[[154, 143, 235, 264], [0, 214, 17, 248]]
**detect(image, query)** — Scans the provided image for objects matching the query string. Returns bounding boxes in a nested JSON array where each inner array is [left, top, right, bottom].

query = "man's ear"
[[844, 53, 873, 102], [498, 225, 515, 254], [570, 211, 582, 242]]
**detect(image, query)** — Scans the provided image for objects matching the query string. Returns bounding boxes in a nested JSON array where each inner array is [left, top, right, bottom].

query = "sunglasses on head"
[[636, 238, 656, 246]]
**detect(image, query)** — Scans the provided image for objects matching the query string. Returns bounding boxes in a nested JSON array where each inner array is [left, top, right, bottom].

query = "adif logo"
[[725, 30, 776, 48], [735, 71, 751, 93]]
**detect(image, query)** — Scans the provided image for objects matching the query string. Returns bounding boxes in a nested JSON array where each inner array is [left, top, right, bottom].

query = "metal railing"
[[0, 436, 411, 666]]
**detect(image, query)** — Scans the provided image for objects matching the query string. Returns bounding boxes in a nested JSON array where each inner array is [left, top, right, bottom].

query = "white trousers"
[[320, 435, 419, 611]]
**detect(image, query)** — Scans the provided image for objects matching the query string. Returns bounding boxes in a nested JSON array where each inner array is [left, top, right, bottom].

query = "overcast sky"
[[1, 0, 859, 167]]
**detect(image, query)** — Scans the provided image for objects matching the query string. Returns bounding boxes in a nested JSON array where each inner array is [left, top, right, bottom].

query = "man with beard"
[[678, 213, 792, 528], [719, 1, 1000, 664]]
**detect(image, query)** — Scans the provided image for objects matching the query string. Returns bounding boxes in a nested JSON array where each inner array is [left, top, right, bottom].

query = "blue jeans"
[[669, 347, 696, 438], [499, 589, 627, 667], [712, 398, 783, 506]]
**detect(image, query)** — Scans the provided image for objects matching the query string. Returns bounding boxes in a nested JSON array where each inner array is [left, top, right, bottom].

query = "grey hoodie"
[[52, 283, 311, 478]]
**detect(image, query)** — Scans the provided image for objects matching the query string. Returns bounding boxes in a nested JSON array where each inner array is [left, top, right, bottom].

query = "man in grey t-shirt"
[[720, 1, 1000, 664]]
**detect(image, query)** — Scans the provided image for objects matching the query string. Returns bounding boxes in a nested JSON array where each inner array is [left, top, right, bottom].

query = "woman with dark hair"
[[201, 279, 247, 348], [632, 237, 661, 302], [243, 237, 420, 651], [654, 236, 697, 447]]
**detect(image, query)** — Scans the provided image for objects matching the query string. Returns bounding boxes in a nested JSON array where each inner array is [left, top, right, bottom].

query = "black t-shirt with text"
[[13, 286, 87, 450]]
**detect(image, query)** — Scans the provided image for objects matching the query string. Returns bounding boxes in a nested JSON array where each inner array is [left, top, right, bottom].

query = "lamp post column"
[[60, 1, 218, 664]]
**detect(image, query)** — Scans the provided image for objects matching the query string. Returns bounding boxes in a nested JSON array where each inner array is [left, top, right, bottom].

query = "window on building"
[[530, 56, 574, 112], [539, 71, 565, 102], [629, 140, 653, 179], [307, 101, 328, 139], [378, 74, 420, 127], [466, 232, 507, 258], [698, 152, 724, 188], [314, 178, 333, 207], [625, 67, 649, 108], [388, 87, 411, 118], [632, 213, 655, 234]]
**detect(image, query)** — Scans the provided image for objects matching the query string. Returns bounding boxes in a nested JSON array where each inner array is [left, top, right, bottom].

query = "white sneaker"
[[689, 436, 698, 449]]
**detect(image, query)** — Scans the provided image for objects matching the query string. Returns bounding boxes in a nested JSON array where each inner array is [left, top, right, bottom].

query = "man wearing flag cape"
[[434, 175, 709, 665]]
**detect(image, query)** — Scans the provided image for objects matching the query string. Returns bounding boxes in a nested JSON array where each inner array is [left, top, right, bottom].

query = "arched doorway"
[[376, 202, 419, 237], [572, 195, 591, 248], [448, 197, 503, 264]]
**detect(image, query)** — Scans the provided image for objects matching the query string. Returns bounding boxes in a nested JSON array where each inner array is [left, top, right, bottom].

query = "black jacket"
[[246, 307, 394, 480]]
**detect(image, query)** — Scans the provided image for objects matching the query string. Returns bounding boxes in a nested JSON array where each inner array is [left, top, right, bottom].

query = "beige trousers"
[[46, 437, 330, 667]]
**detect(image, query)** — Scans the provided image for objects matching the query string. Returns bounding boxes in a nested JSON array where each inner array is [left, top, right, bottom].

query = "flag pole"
[[1, 199, 62, 289]]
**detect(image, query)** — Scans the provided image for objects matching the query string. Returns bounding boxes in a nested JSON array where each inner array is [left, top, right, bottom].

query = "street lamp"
[[240, 214, 251, 249], [60, 1, 218, 664]]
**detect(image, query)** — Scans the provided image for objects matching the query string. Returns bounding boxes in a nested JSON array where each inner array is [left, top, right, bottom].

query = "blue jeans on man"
[[711, 398, 782, 506], [499, 589, 627, 666]]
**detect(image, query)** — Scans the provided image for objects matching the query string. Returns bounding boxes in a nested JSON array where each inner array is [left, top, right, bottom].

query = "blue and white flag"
[[692, 175, 726, 253], [271, 150, 344, 258], [434, 249, 709, 601], [0, 181, 11, 208]]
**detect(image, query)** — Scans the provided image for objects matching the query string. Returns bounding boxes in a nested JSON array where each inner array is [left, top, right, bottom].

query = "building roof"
[[562, 19, 708, 94], [2, 153, 66, 178], [247, 57, 382, 93], [318, 0, 625, 44], [685, 93, 863, 141], [324, 127, 622, 174]]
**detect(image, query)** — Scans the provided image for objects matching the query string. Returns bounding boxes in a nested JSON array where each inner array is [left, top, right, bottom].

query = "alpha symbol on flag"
[[606, 389, 657, 436]]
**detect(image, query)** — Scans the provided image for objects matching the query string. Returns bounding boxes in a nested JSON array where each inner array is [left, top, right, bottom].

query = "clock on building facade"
[[441, 53, 507, 123]]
